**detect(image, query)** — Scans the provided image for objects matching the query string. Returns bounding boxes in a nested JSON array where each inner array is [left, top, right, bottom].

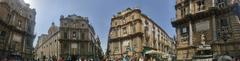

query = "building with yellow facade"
[[34, 15, 103, 61], [172, 0, 240, 60], [106, 8, 176, 61]]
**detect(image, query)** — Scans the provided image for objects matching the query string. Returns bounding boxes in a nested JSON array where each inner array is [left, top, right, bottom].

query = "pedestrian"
[[139, 56, 144, 61], [1, 57, 7, 61], [58, 57, 64, 61], [52, 56, 57, 61], [78, 57, 81, 61]]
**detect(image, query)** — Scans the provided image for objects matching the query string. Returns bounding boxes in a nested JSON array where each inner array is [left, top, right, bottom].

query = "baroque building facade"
[[0, 0, 36, 61], [106, 8, 176, 61], [172, 0, 240, 60], [34, 15, 103, 61]]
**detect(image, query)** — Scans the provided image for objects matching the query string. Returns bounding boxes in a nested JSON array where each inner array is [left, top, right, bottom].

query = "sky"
[[23, 0, 176, 53]]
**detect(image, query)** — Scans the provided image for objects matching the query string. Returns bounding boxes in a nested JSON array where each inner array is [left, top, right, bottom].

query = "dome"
[[48, 22, 59, 35]]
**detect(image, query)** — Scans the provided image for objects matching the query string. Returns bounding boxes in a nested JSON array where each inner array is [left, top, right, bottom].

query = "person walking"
[[58, 57, 64, 61]]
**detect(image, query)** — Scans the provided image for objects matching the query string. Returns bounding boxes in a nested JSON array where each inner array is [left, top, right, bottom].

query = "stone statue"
[[200, 34, 206, 45]]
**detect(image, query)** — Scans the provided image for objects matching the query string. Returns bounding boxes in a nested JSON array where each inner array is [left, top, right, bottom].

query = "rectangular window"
[[216, 0, 226, 8], [64, 32, 67, 39], [28, 24, 32, 32], [145, 21, 149, 26], [181, 9, 185, 17], [181, 26, 188, 36], [82, 24, 85, 27], [0, 31, 6, 40], [197, 0, 205, 11], [153, 26, 155, 30], [145, 26, 149, 32], [81, 33, 85, 40], [72, 32, 76, 39], [7, 14, 11, 21], [132, 15, 135, 20], [18, 20, 22, 28], [81, 44, 84, 48], [115, 22, 117, 26], [0, 31, 6, 37], [220, 19, 228, 26], [79, 32, 82, 39], [117, 29, 119, 37], [114, 48, 119, 53], [123, 27, 127, 34], [181, 27, 187, 34], [131, 23, 136, 33]]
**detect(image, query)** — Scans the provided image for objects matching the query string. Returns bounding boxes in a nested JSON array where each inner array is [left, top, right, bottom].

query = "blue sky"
[[24, 0, 176, 53]]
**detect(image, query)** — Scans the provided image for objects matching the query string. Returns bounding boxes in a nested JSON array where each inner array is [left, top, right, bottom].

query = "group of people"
[[106, 56, 145, 61], [0, 54, 22, 61], [35, 56, 95, 61]]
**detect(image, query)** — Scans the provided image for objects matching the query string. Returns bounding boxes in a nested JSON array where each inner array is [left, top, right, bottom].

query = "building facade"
[[34, 34, 48, 61], [106, 8, 176, 61], [34, 23, 60, 61], [34, 15, 103, 61], [172, 0, 240, 60], [0, 0, 36, 61]]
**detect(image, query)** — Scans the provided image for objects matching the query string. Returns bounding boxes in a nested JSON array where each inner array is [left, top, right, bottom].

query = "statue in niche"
[[200, 34, 206, 45]]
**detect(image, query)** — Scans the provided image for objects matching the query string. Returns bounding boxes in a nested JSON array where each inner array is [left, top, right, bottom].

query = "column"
[[189, 21, 193, 45], [212, 15, 216, 41], [212, 0, 215, 7], [189, 0, 192, 14]]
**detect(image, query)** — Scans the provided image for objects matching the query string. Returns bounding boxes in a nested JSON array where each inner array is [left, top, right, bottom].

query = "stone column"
[[212, 0, 215, 7], [213, 16, 216, 41], [189, 21, 193, 45], [189, 0, 192, 14]]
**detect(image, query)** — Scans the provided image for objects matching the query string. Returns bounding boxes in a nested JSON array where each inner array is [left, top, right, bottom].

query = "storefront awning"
[[217, 55, 233, 61]]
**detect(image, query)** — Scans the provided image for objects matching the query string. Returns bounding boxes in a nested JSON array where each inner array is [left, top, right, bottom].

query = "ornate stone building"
[[34, 23, 60, 61], [34, 34, 48, 61], [172, 0, 240, 60], [0, 0, 36, 60], [34, 15, 103, 61], [106, 8, 176, 61]]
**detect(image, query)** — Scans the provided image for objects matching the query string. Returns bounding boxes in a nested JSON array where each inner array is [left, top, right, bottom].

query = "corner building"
[[34, 15, 103, 61], [0, 0, 36, 60], [106, 8, 176, 61], [172, 0, 240, 60]]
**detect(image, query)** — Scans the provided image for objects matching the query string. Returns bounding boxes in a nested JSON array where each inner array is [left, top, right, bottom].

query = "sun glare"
[[23, 0, 31, 4]]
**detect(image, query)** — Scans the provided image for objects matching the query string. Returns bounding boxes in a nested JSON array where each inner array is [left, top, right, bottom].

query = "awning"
[[145, 50, 163, 55], [217, 55, 233, 61], [145, 50, 171, 59], [146, 50, 169, 56]]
